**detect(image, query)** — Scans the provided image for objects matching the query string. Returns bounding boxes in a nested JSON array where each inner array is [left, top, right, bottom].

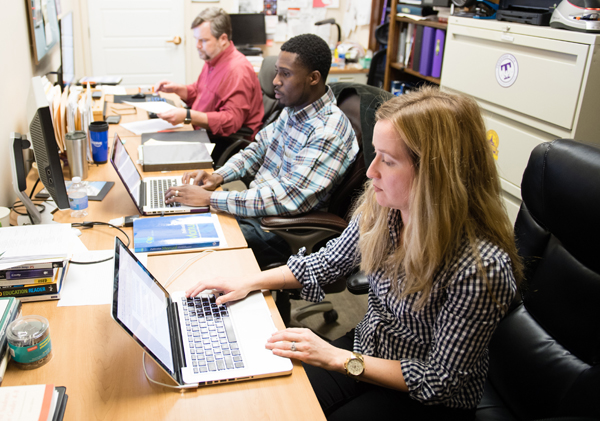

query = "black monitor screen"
[[27, 77, 70, 210], [229, 13, 267, 46]]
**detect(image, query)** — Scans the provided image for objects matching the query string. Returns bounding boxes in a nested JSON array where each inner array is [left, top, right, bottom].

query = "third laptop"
[[110, 132, 208, 215]]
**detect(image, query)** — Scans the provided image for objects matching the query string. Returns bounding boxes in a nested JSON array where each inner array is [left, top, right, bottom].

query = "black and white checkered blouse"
[[287, 209, 517, 409]]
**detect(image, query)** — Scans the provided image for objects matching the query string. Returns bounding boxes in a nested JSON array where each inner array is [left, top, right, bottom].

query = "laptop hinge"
[[140, 183, 147, 207], [168, 299, 186, 384]]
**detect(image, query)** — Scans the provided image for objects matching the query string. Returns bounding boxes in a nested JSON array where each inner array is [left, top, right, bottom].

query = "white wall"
[[0, 0, 76, 208]]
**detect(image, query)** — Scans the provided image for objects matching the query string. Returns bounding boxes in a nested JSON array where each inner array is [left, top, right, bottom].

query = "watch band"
[[184, 109, 191, 124]]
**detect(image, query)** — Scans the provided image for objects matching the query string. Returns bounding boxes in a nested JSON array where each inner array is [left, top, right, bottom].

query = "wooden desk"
[[2, 249, 326, 421]]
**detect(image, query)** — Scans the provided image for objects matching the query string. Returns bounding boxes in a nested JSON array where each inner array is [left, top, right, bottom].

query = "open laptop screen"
[[113, 238, 175, 373], [111, 134, 142, 209]]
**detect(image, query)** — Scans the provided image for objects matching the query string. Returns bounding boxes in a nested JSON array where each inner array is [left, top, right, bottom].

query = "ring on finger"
[[175, 190, 179, 197], [291, 341, 297, 352]]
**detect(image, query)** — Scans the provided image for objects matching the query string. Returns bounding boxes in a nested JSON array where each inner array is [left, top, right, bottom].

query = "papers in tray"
[[120, 119, 183, 135], [138, 140, 213, 171]]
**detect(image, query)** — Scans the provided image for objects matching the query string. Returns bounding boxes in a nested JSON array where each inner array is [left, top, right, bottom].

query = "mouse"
[[132, 92, 145, 99]]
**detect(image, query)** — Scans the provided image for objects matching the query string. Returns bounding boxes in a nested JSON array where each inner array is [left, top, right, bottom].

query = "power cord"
[[69, 221, 131, 265], [164, 250, 215, 288], [142, 352, 198, 390]]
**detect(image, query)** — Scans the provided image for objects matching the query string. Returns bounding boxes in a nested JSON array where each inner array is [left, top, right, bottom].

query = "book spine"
[[134, 241, 219, 253], [1, 260, 65, 272], [0, 283, 59, 298], [5, 268, 54, 280], [0, 277, 54, 288]]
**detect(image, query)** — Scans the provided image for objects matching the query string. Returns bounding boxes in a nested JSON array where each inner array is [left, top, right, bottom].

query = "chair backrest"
[[367, 48, 387, 88], [258, 55, 282, 127], [482, 139, 600, 420], [327, 83, 394, 221]]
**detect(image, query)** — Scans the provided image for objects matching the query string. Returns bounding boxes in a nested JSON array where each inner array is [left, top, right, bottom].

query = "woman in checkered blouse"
[[186, 86, 524, 420]]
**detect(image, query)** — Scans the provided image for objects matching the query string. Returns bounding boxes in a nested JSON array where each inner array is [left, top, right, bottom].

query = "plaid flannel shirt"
[[288, 210, 517, 409], [210, 87, 359, 217]]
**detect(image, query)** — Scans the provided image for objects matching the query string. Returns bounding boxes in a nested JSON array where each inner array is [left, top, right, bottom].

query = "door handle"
[[166, 36, 182, 45]]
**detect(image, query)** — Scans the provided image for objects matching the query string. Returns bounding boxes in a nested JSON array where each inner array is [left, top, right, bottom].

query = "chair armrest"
[[346, 270, 369, 295], [260, 211, 348, 233], [215, 138, 252, 168]]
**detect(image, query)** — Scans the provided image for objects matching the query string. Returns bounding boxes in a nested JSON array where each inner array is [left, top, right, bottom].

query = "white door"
[[87, 0, 185, 85]]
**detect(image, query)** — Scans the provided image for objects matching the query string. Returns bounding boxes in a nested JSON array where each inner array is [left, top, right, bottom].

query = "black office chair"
[[260, 82, 394, 327], [215, 56, 282, 168], [367, 48, 387, 89], [346, 139, 600, 420]]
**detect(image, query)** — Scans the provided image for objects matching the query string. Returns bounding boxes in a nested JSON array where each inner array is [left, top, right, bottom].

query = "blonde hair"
[[354, 86, 522, 308]]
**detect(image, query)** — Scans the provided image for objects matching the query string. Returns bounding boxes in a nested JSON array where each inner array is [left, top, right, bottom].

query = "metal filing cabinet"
[[440, 17, 600, 223]]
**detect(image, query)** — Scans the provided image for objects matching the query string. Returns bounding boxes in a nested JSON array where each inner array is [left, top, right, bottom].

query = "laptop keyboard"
[[150, 178, 181, 209], [181, 294, 245, 373]]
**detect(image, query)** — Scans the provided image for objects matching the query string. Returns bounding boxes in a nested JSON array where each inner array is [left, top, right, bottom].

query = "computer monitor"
[[59, 12, 75, 87], [229, 13, 267, 55], [10, 77, 70, 224]]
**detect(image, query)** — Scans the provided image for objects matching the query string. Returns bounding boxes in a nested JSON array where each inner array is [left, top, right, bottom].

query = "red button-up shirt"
[[186, 42, 264, 138]]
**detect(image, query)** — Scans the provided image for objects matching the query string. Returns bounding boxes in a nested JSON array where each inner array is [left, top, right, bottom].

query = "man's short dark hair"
[[281, 34, 332, 82]]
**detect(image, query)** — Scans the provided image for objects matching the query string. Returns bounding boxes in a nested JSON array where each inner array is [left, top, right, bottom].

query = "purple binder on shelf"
[[418, 26, 436, 77], [431, 29, 446, 79]]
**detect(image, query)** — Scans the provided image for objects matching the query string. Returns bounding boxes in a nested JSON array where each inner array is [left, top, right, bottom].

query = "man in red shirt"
[[155, 8, 264, 158]]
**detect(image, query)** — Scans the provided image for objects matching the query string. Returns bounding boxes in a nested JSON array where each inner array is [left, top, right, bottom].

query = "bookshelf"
[[383, 0, 448, 91]]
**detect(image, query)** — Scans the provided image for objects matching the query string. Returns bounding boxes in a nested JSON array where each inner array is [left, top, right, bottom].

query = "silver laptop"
[[111, 237, 293, 388], [109, 133, 209, 215]]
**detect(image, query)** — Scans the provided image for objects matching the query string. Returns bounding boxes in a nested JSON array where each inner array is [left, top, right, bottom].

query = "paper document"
[[123, 101, 177, 114], [59, 250, 148, 307], [0, 224, 74, 269], [120, 119, 183, 135], [143, 139, 215, 155]]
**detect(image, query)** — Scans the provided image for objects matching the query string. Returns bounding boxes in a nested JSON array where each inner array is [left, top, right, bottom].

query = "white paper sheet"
[[58, 250, 148, 307], [123, 101, 177, 114], [120, 119, 183, 135]]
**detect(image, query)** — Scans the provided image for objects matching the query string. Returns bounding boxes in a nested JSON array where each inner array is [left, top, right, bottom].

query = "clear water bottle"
[[68, 176, 88, 218]]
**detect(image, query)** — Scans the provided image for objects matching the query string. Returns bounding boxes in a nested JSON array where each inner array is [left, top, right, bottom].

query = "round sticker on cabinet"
[[495, 54, 519, 88], [487, 130, 499, 160]]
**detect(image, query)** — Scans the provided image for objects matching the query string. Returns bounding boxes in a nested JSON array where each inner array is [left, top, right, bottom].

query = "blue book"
[[419, 26, 436, 77], [133, 214, 220, 253]]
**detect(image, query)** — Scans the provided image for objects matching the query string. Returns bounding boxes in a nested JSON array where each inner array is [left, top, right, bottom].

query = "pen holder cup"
[[65, 131, 89, 180], [89, 121, 109, 164]]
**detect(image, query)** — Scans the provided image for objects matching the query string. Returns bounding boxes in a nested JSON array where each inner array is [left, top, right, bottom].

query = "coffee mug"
[[0, 206, 11, 227], [89, 121, 109, 163]]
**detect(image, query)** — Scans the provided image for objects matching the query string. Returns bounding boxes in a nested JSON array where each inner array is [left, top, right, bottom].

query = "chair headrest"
[[522, 139, 600, 274], [259, 56, 278, 99]]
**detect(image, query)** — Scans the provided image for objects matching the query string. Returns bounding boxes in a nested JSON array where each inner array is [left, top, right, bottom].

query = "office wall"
[[0, 0, 75, 208], [186, 1, 371, 85]]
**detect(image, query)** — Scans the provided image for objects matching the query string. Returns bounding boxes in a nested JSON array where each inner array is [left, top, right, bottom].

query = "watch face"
[[348, 359, 364, 376]]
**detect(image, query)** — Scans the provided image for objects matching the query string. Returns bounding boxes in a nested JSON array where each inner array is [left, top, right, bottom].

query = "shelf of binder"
[[384, 11, 448, 90]]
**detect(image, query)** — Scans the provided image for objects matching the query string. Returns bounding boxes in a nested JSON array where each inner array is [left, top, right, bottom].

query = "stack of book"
[[0, 224, 73, 303], [0, 261, 69, 303]]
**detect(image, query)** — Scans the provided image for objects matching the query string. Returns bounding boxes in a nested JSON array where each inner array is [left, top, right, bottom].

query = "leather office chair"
[[260, 82, 394, 327], [215, 56, 282, 168], [346, 139, 600, 420]]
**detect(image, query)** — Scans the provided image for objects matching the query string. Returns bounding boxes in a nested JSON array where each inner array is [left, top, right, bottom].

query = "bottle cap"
[[72, 176, 81, 183]]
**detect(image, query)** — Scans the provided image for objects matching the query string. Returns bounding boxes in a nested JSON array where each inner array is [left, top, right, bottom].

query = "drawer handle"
[[501, 34, 514, 42]]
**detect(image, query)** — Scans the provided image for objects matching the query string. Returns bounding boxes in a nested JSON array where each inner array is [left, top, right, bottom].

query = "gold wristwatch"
[[344, 352, 365, 378], [184, 109, 192, 124]]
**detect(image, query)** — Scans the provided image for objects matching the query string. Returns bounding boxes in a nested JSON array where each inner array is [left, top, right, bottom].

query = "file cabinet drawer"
[[483, 110, 555, 189], [442, 24, 589, 130]]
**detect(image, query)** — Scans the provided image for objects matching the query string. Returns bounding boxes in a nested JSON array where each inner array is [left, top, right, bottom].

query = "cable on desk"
[[11, 200, 46, 216], [142, 352, 198, 390], [69, 221, 131, 265], [164, 250, 215, 288]]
